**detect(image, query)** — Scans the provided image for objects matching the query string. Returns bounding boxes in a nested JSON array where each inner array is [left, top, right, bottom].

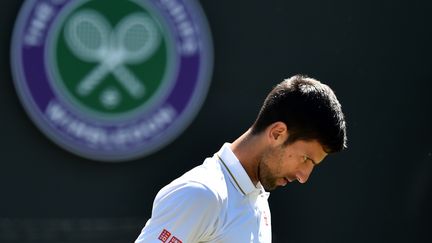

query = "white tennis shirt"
[[135, 143, 272, 243]]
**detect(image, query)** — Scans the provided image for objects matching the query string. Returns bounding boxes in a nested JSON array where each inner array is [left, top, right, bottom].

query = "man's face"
[[258, 139, 327, 191]]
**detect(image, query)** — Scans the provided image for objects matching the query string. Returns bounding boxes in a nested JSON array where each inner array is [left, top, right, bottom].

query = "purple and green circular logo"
[[11, 0, 213, 162]]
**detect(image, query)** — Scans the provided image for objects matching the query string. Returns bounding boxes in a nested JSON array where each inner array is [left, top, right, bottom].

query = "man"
[[135, 75, 347, 243]]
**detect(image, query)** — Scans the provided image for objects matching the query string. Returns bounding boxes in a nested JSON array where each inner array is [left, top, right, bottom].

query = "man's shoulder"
[[157, 157, 228, 204]]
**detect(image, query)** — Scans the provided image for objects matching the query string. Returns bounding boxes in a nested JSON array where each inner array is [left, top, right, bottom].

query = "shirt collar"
[[216, 143, 259, 196]]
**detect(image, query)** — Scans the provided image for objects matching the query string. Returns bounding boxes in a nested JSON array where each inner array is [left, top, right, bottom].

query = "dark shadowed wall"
[[1, 0, 431, 242]]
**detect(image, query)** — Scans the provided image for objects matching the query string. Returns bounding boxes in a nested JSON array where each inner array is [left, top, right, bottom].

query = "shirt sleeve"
[[135, 181, 221, 243]]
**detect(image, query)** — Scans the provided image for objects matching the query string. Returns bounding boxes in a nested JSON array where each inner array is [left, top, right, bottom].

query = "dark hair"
[[251, 75, 347, 153]]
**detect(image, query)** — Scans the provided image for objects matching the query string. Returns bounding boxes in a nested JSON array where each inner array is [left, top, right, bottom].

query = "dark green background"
[[56, 0, 168, 114], [1, 0, 431, 242]]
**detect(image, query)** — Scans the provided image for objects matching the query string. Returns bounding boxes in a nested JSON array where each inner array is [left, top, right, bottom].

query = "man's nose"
[[296, 164, 314, 183]]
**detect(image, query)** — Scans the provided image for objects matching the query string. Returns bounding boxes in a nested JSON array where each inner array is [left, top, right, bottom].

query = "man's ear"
[[267, 122, 288, 145]]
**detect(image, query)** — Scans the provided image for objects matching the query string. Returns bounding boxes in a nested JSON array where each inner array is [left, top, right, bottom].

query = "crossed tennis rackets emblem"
[[64, 10, 161, 107]]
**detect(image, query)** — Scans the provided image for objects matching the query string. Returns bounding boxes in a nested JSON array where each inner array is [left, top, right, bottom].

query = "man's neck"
[[230, 129, 264, 185]]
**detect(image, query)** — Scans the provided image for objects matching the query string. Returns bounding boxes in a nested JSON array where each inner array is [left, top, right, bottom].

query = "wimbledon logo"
[[11, 0, 213, 162]]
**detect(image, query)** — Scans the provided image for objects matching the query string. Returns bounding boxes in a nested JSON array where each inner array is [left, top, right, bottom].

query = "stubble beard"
[[258, 159, 279, 191]]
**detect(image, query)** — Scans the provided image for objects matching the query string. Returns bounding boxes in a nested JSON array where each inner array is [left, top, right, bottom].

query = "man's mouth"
[[277, 177, 296, 187], [279, 177, 289, 186]]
